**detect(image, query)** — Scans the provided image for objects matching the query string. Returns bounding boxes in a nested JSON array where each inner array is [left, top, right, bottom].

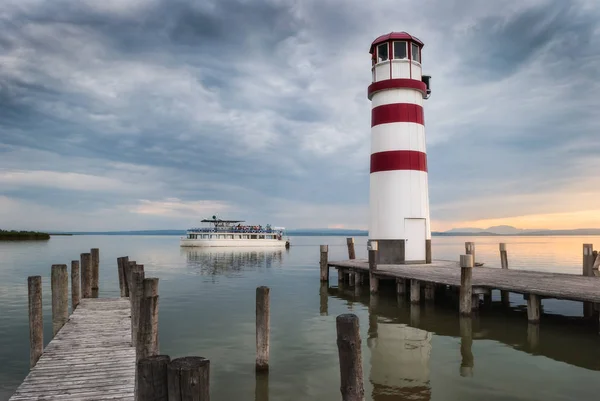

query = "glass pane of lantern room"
[[377, 43, 388, 62], [412, 43, 420, 63], [394, 41, 407, 59]]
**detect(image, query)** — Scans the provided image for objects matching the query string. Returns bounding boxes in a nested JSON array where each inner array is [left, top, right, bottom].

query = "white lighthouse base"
[[372, 239, 432, 264]]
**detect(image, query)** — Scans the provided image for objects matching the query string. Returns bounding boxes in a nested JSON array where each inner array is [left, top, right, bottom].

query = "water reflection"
[[182, 247, 284, 276], [329, 281, 600, 400]]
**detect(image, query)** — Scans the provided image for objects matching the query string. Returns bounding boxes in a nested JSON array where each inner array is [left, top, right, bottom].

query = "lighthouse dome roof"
[[369, 32, 424, 53]]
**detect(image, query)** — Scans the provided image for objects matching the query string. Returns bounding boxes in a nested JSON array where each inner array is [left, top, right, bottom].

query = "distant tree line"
[[0, 230, 50, 240]]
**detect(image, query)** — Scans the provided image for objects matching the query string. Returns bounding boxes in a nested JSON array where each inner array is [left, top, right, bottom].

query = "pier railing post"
[[28, 276, 43, 368], [459, 255, 473, 316], [320, 245, 329, 282], [368, 240, 379, 294], [256, 286, 270, 372], [336, 313, 364, 401], [51, 264, 69, 337], [137, 278, 159, 362], [136, 355, 170, 401], [80, 253, 92, 299], [130, 265, 145, 347], [71, 260, 80, 311], [583, 244, 595, 318], [465, 242, 476, 267], [346, 237, 356, 260], [90, 248, 99, 298], [167, 357, 210, 401], [499, 243, 509, 306], [117, 256, 129, 297]]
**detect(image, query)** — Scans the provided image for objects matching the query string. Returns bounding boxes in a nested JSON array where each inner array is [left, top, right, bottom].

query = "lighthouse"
[[368, 32, 432, 264]]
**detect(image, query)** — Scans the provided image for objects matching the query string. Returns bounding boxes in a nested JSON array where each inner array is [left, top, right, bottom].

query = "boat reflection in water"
[[181, 246, 285, 277]]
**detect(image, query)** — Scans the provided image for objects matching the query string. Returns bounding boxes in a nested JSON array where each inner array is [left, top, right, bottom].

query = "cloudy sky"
[[1, 0, 599, 232]]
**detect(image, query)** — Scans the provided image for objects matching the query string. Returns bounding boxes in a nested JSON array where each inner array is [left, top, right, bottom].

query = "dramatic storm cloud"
[[1, 0, 599, 231]]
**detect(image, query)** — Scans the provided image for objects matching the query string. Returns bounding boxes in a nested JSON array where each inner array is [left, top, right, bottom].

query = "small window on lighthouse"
[[412, 43, 421, 63], [377, 43, 388, 62], [393, 41, 407, 59]]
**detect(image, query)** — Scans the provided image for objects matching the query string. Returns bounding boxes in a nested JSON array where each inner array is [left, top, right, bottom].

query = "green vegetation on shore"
[[0, 230, 50, 240]]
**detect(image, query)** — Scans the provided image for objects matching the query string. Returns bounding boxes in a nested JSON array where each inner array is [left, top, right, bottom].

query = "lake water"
[[1, 235, 599, 400]]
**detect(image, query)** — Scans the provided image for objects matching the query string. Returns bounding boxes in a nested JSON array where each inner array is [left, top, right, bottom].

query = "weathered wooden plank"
[[9, 298, 134, 401], [329, 259, 600, 303]]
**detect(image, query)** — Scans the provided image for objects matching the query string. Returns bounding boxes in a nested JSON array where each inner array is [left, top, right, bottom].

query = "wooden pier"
[[323, 240, 600, 328], [9, 298, 135, 401]]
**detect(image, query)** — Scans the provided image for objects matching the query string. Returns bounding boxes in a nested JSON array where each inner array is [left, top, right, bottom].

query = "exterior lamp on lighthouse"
[[367, 32, 433, 265]]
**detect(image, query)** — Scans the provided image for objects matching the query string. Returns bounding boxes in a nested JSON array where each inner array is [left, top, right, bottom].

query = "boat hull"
[[180, 238, 288, 247]]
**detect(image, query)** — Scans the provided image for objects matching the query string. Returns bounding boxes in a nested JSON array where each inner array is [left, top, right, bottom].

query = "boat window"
[[218, 235, 225, 239], [251, 235, 257, 239], [412, 43, 420, 63], [259, 235, 265, 239], [377, 43, 388, 63], [227, 235, 233, 239], [210, 234, 215, 239], [393, 41, 407, 59]]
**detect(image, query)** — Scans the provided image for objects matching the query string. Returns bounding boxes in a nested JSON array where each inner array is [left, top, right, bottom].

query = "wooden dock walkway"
[[329, 259, 600, 303], [9, 298, 135, 401]]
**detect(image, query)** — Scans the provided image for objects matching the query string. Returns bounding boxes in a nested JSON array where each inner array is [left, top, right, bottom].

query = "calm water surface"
[[1, 235, 599, 400]]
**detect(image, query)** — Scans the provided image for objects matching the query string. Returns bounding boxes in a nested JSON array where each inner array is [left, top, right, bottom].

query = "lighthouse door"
[[404, 218, 426, 262]]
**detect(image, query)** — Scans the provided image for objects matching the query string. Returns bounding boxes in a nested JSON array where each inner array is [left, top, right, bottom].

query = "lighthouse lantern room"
[[367, 32, 432, 264]]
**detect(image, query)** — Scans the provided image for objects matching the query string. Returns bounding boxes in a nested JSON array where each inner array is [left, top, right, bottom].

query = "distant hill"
[[436, 225, 600, 236]]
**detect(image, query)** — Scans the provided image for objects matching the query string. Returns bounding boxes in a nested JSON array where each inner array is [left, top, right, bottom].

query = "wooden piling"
[[136, 355, 170, 401], [499, 243, 510, 306], [136, 294, 159, 361], [256, 286, 270, 372], [71, 260, 80, 311], [117, 256, 129, 297], [130, 265, 145, 347], [396, 278, 405, 295], [459, 255, 473, 316], [465, 242, 475, 266], [90, 248, 99, 297], [320, 245, 329, 282], [80, 253, 92, 299], [410, 280, 420, 304], [368, 240, 379, 294], [346, 237, 356, 260], [27, 276, 43, 368], [424, 284, 435, 302], [51, 264, 69, 337], [459, 316, 473, 377], [583, 244, 595, 318], [335, 313, 364, 401], [167, 356, 210, 401], [527, 293, 541, 324]]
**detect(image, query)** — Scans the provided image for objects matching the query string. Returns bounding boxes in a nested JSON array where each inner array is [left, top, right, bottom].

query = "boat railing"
[[187, 228, 283, 234]]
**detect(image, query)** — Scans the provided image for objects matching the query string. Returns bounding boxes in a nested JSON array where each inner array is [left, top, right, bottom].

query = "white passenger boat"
[[180, 217, 290, 248]]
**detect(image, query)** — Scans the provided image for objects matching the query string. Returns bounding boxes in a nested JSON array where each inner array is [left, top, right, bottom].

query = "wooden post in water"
[[256, 286, 270, 372], [320, 245, 329, 282], [424, 284, 435, 302], [583, 244, 595, 319], [336, 313, 364, 401], [410, 280, 420, 304], [90, 248, 99, 297], [71, 260, 80, 311], [136, 355, 170, 401], [117, 256, 129, 297], [465, 242, 475, 266], [80, 253, 92, 299], [130, 265, 145, 347], [346, 237, 356, 260], [527, 294, 541, 324], [499, 243, 510, 306], [137, 278, 159, 362], [459, 255, 473, 316], [51, 264, 69, 337], [396, 278, 406, 296], [28, 276, 43, 368], [459, 316, 473, 377], [368, 240, 379, 294], [167, 357, 210, 401]]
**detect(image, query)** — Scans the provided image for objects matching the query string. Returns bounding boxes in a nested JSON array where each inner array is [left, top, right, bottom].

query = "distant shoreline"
[[44, 230, 600, 237], [0, 230, 50, 240]]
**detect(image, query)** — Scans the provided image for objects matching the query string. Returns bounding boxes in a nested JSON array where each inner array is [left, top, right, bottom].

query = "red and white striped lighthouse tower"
[[367, 32, 432, 264]]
